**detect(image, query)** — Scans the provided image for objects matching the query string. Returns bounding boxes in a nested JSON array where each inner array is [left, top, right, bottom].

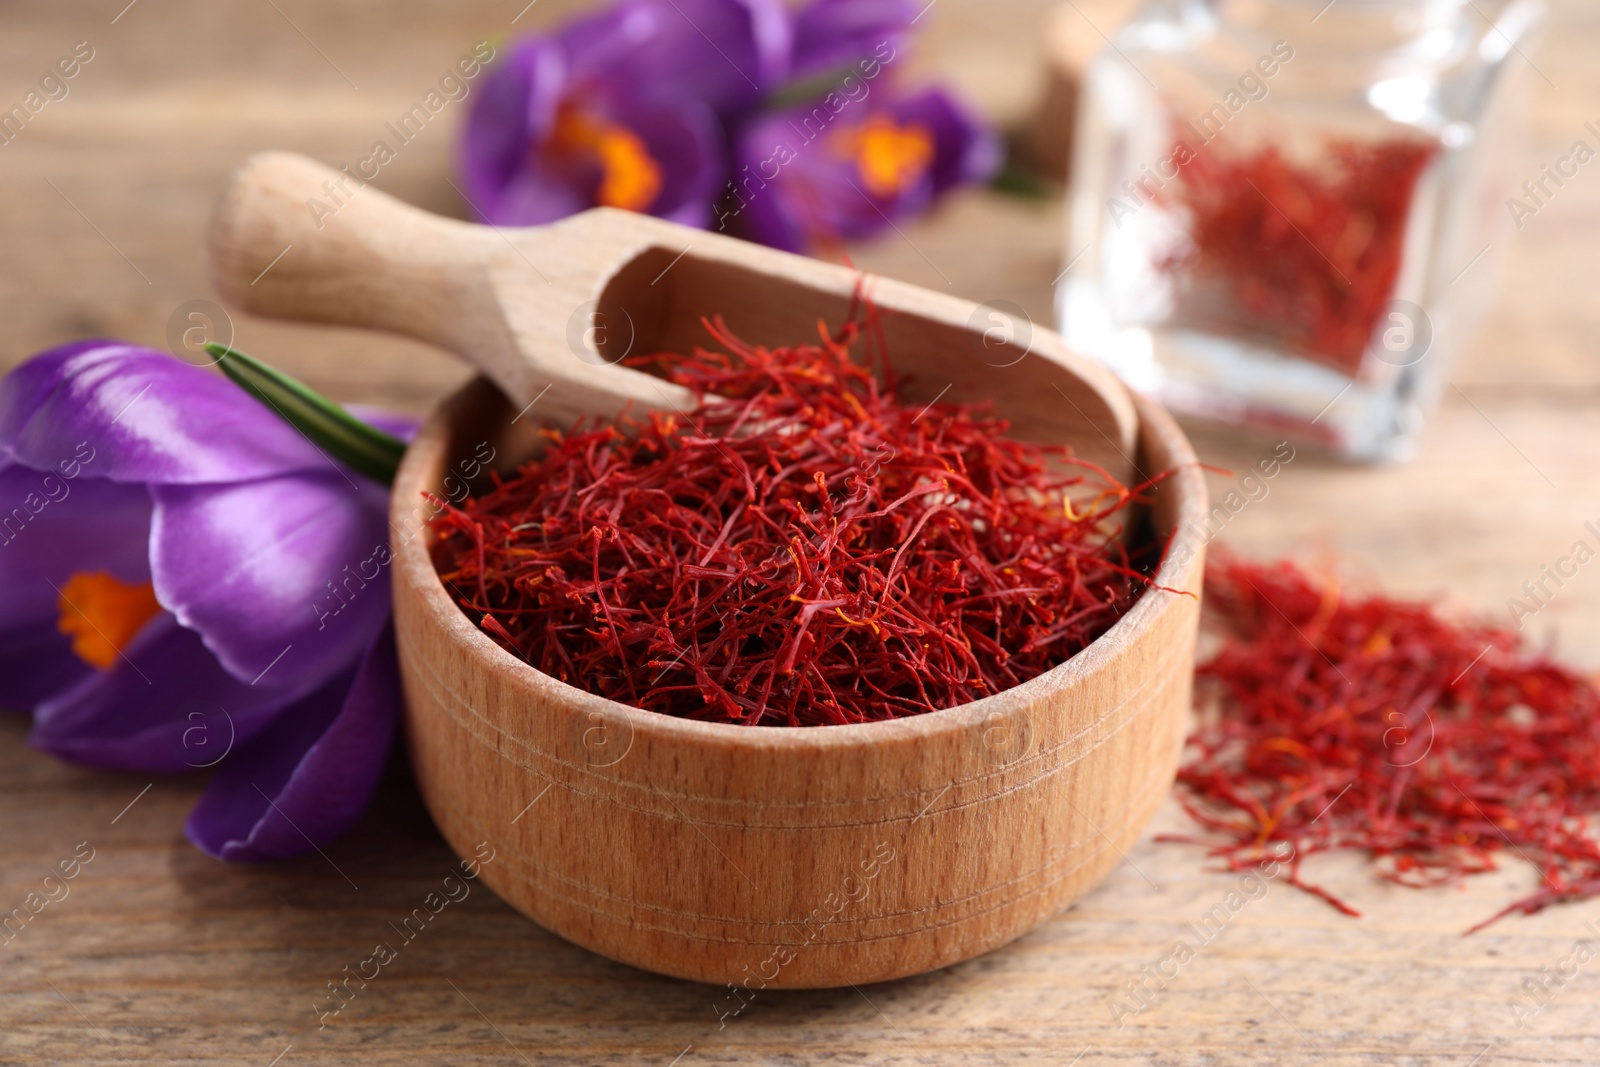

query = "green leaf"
[[764, 61, 868, 110], [988, 156, 1057, 201], [206, 342, 406, 486]]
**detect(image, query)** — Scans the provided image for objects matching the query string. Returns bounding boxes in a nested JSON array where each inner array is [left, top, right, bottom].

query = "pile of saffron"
[[1174, 555, 1600, 931], [429, 315, 1161, 726], [1160, 136, 1439, 378]]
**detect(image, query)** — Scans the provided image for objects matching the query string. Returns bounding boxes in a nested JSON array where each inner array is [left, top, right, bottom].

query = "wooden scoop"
[[208, 151, 1139, 479]]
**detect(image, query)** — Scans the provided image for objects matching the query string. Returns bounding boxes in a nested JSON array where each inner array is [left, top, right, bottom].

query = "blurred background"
[[6, 0, 1593, 657]]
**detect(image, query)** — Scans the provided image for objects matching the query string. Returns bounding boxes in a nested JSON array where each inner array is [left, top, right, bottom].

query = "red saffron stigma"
[[1159, 135, 1440, 377], [1172, 554, 1600, 932], [430, 312, 1166, 726]]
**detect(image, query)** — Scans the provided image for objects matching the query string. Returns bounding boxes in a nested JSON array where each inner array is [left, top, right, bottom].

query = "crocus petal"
[[0, 624, 91, 713], [186, 624, 398, 863], [29, 615, 302, 773], [591, 92, 726, 228], [732, 159, 810, 252], [791, 0, 918, 80], [728, 84, 998, 251], [149, 472, 391, 693], [556, 1, 670, 80], [0, 462, 151, 634], [467, 94, 724, 228], [890, 85, 1004, 192], [564, 0, 793, 115], [729, 103, 928, 247], [487, 169, 595, 227], [0, 342, 338, 486], [460, 37, 568, 222], [0, 459, 148, 710]]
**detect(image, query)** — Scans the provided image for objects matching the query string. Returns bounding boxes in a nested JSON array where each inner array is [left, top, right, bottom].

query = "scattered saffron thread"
[[1171, 554, 1600, 932]]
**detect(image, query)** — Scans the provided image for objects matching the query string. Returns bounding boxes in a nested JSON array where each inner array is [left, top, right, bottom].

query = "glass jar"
[[1057, 0, 1546, 462]]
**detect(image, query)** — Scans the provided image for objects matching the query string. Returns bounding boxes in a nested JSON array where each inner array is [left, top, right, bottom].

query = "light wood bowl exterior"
[[390, 378, 1207, 989]]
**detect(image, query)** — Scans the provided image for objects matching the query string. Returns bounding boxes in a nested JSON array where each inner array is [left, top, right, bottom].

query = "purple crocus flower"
[[0, 342, 409, 862], [459, 0, 1000, 250], [721, 84, 1002, 252], [459, 0, 792, 227]]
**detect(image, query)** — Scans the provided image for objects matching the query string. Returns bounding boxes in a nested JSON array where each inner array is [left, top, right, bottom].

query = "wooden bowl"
[[391, 378, 1206, 989]]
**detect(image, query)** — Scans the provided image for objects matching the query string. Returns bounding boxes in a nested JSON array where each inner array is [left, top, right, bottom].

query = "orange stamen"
[[550, 104, 663, 213], [836, 114, 935, 198], [56, 571, 162, 670]]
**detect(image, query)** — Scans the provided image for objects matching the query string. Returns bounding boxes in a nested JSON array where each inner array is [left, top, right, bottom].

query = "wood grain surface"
[[3, 0, 1600, 1063]]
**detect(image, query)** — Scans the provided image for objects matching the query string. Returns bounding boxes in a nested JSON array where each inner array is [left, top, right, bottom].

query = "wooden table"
[[5, 1, 1600, 1063]]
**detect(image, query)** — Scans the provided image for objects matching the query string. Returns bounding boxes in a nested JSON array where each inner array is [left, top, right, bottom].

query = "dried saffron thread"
[[1159, 135, 1440, 378], [1172, 554, 1600, 932], [430, 311, 1165, 726]]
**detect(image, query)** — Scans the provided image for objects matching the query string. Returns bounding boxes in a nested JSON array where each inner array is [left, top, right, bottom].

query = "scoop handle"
[[210, 152, 495, 328], [208, 152, 559, 400], [208, 152, 715, 420]]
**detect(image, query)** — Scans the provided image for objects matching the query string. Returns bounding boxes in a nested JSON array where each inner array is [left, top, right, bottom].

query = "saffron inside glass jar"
[[1059, 0, 1546, 461], [1154, 132, 1441, 379]]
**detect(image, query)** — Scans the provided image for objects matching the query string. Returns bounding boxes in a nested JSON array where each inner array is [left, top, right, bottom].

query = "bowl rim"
[[391, 376, 1208, 752]]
